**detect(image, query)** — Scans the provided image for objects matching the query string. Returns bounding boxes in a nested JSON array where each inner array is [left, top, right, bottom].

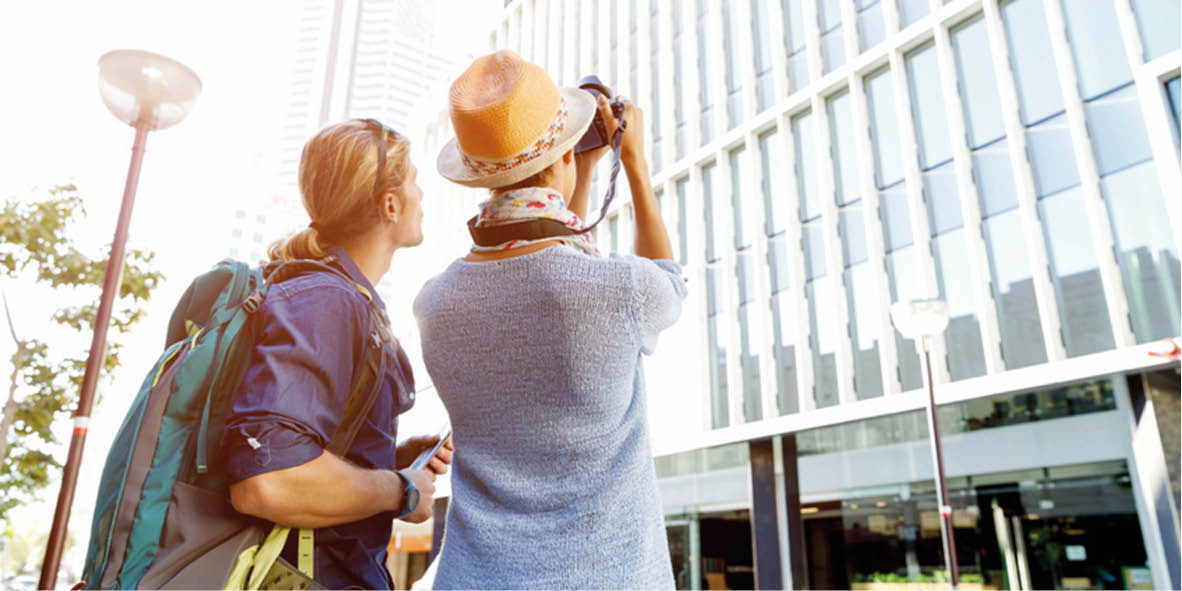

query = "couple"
[[222, 51, 686, 589]]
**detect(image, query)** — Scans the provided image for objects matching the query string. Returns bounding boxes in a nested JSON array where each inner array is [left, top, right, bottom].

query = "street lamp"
[[40, 50, 201, 590], [890, 298, 960, 590]]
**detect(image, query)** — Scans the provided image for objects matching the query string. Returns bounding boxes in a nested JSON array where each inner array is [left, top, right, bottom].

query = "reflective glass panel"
[[752, 0, 774, 110], [794, 112, 822, 220], [760, 129, 791, 235], [1001, 0, 1065, 125], [886, 246, 925, 390], [840, 206, 869, 266], [1085, 86, 1154, 176], [857, 0, 885, 51], [1038, 187, 1117, 356], [1025, 114, 1080, 198], [723, 0, 744, 129], [707, 264, 730, 428], [866, 68, 904, 187], [829, 92, 861, 206], [808, 274, 841, 408], [697, 0, 715, 144], [907, 43, 953, 168], [846, 261, 885, 399], [924, 162, 962, 235], [972, 139, 1020, 216], [932, 229, 988, 380], [730, 147, 759, 248], [880, 183, 913, 251], [1131, 0, 1182, 60], [982, 209, 1048, 368], [1101, 161, 1182, 342], [819, 0, 845, 72], [952, 15, 1006, 147], [676, 178, 690, 264], [803, 218, 827, 280], [703, 162, 724, 261], [898, 0, 928, 27], [782, 0, 807, 52], [739, 304, 763, 421], [1061, 0, 1133, 100], [1168, 76, 1181, 129], [771, 284, 800, 415]]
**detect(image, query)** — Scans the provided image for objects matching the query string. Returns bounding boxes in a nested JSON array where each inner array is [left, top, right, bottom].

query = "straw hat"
[[437, 51, 597, 189]]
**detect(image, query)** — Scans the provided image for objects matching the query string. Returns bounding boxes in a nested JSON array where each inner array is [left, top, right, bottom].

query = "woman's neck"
[[337, 234, 394, 287]]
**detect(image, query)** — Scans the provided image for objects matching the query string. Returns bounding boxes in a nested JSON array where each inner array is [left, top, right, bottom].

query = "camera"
[[574, 75, 626, 154]]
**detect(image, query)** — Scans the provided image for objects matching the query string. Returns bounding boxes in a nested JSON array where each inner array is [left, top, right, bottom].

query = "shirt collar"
[[325, 245, 387, 313]]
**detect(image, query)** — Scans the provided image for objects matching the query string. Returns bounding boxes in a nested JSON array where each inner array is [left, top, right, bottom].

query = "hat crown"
[[449, 51, 561, 161]]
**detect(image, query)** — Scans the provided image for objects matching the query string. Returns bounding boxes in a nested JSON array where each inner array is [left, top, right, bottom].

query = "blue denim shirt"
[[221, 246, 415, 590]]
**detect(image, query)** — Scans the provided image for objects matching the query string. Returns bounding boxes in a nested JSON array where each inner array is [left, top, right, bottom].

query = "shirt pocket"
[[382, 342, 416, 416]]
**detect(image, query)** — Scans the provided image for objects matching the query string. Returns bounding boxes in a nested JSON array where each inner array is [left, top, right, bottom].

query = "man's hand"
[[398, 468, 437, 523], [396, 434, 454, 475]]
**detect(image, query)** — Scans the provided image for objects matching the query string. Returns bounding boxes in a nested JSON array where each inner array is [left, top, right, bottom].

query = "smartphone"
[[410, 420, 452, 471]]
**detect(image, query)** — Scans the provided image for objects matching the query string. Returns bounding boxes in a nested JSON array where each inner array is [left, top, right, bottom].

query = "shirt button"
[[409, 392, 415, 400]]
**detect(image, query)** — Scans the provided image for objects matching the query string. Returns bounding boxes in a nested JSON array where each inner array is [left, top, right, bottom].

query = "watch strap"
[[394, 471, 419, 520]]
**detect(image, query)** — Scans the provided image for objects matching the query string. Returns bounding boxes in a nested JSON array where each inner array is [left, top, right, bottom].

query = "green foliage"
[[1, 184, 162, 521], [856, 570, 985, 584]]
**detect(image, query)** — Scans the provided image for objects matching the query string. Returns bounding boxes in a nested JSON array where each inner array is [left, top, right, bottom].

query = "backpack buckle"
[[241, 290, 265, 314]]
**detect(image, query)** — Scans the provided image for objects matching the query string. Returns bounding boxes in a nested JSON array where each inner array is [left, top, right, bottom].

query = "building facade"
[[414, 0, 1182, 589]]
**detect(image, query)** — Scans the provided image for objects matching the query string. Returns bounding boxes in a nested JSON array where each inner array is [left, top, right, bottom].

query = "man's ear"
[[562, 149, 574, 164]]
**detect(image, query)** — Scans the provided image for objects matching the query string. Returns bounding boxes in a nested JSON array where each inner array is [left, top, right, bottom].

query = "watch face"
[[406, 488, 421, 514]]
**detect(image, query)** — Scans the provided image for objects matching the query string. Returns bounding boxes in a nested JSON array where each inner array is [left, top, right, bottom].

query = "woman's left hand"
[[395, 435, 454, 475]]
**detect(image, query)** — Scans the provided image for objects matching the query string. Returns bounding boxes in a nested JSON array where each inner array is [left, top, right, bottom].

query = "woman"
[[221, 119, 452, 590], [415, 51, 686, 588]]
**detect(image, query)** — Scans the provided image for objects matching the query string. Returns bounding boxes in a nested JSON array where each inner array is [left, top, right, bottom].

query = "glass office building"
[[409, 0, 1181, 588]]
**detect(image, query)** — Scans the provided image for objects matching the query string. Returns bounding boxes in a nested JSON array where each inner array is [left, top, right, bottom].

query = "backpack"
[[80, 257, 393, 590]]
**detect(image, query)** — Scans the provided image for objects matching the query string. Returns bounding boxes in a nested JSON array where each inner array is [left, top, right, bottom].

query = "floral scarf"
[[471, 187, 600, 256]]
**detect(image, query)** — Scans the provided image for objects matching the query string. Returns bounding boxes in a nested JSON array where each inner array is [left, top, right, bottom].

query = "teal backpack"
[[80, 257, 392, 590]]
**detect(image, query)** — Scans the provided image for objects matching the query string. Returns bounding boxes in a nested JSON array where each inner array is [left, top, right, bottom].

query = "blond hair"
[[268, 120, 411, 261]]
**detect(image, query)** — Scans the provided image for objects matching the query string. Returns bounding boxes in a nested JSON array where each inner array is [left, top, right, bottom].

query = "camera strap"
[[467, 112, 627, 247]]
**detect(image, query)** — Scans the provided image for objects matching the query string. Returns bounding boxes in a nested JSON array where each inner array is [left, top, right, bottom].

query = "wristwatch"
[[395, 471, 420, 519]]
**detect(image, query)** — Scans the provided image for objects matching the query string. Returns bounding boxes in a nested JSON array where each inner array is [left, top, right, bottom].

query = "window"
[[235, 209, 246, 220], [953, 15, 1047, 369], [857, 0, 885, 51], [232, 228, 243, 239], [673, 0, 691, 158], [610, 0, 619, 86], [722, 0, 745, 129], [650, 0, 662, 172], [760, 129, 798, 414], [907, 44, 987, 380], [252, 233, 264, 244], [795, 111, 840, 408], [675, 178, 690, 264], [1130, 0, 1181, 61], [898, 0, 928, 28], [256, 214, 266, 225], [703, 162, 730, 428], [906, 43, 952, 168], [730, 147, 762, 421], [1168, 76, 1181, 149], [697, 0, 715, 144], [1001, 0, 1064, 125], [750, 0, 774, 111], [782, 0, 808, 92], [1063, 4, 1181, 342], [866, 68, 922, 390], [830, 92, 883, 399], [229, 247, 239, 257], [818, 0, 846, 73], [1061, 0, 1133, 100]]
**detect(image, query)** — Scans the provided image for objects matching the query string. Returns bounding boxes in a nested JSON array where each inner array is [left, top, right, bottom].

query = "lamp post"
[[890, 298, 959, 590], [39, 50, 200, 590]]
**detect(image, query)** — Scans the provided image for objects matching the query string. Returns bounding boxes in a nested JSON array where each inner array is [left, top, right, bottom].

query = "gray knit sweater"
[[413, 245, 686, 590]]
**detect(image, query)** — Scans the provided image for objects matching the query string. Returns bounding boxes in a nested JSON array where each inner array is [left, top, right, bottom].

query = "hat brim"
[[436, 87, 597, 189]]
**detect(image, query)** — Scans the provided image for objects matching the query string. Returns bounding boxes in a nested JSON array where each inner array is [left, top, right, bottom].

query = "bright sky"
[[0, 0, 496, 577]]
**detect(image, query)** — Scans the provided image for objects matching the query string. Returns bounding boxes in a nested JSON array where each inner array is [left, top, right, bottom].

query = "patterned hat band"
[[461, 99, 569, 177]]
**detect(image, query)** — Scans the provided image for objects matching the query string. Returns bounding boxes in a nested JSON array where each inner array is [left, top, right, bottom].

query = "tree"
[[0, 184, 162, 521]]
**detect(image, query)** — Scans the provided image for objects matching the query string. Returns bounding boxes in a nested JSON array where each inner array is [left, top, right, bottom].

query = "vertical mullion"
[[687, 164, 715, 431], [850, 70, 901, 394], [840, 0, 861, 68], [932, 23, 1004, 374], [981, 0, 1066, 362], [638, 0, 653, 162], [888, 48, 951, 383], [882, 0, 902, 35], [1039, 0, 1136, 347], [813, 93, 857, 405]]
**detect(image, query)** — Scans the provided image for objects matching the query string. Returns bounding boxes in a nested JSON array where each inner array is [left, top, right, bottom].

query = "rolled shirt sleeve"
[[629, 257, 688, 355], [221, 277, 370, 483]]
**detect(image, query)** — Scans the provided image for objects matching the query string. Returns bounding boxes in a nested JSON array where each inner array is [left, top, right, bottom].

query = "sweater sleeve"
[[629, 257, 687, 355]]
